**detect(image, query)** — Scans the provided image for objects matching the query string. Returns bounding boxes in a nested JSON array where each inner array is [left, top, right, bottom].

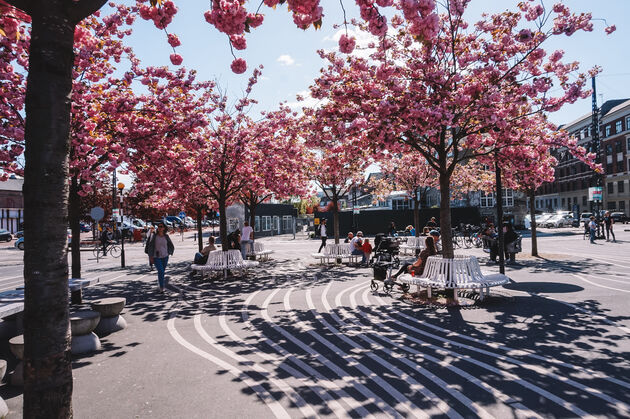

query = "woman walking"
[[604, 211, 616, 242], [145, 222, 174, 292]]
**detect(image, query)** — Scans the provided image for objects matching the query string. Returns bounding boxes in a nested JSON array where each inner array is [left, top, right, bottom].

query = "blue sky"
[[118, 0, 629, 127]]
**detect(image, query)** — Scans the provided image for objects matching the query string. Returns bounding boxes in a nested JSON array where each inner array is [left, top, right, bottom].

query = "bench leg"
[[427, 287, 432, 298], [454, 288, 459, 304]]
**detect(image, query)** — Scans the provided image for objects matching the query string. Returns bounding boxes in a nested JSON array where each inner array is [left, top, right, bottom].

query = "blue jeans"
[[154, 256, 169, 288], [351, 248, 364, 262], [589, 229, 596, 243], [240, 240, 253, 259]]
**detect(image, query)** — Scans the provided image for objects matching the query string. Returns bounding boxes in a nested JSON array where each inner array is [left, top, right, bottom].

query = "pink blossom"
[[605, 25, 616, 35], [170, 54, 183, 66], [167, 33, 181, 47], [338, 34, 356, 54], [230, 34, 247, 50], [231, 58, 247, 74]]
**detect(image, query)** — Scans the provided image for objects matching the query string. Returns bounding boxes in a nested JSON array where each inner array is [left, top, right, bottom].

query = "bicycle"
[[93, 241, 121, 258]]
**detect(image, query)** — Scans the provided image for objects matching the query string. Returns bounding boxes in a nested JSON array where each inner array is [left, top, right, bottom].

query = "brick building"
[[535, 99, 630, 216], [0, 175, 24, 233]]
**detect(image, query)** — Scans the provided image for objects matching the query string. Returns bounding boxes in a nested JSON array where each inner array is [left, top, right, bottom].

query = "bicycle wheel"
[[109, 245, 121, 258], [452, 235, 461, 249], [92, 246, 102, 258], [463, 235, 473, 249], [473, 236, 482, 248]]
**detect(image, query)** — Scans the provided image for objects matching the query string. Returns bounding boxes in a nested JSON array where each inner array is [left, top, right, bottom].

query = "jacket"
[[145, 233, 174, 257]]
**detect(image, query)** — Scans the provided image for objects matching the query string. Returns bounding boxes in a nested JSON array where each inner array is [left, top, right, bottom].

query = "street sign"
[[179, 211, 186, 219], [90, 207, 104, 222], [112, 208, 121, 221], [588, 186, 603, 202]]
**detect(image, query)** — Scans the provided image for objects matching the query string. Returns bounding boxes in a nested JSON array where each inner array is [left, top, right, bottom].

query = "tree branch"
[[66, 0, 107, 23]]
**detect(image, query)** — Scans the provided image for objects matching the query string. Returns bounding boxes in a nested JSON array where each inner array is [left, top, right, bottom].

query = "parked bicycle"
[[93, 241, 121, 258]]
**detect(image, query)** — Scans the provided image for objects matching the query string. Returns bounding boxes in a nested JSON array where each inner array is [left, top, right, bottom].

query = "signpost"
[[588, 186, 603, 202]]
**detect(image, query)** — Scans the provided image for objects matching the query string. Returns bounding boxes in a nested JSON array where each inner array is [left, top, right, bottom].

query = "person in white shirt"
[[318, 219, 328, 252], [240, 220, 254, 259]]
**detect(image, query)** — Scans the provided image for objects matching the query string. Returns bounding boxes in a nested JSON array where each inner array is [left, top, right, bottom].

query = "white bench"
[[191, 249, 259, 279], [311, 243, 360, 264], [399, 255, 509, 303], [247, 242, 274, 261], [399, 236, 425, 255]]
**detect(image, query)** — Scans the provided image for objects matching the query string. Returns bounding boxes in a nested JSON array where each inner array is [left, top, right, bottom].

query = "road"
[[1, 227, 629, 418]]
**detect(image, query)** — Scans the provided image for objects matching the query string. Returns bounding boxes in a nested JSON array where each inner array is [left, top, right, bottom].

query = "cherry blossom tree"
[[309, 2, 611, 258], [239, 106, 309, 236]]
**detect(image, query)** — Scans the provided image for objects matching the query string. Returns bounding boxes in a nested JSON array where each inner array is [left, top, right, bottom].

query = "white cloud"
[[277, 54, 296, 66], [285, 90, 327, 112]]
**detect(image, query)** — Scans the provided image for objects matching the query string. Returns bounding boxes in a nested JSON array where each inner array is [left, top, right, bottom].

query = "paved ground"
[[1, 226, 629, 418]]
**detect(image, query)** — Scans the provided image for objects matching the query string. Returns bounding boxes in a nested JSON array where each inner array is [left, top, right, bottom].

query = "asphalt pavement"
[[0, 226, 629, 418]]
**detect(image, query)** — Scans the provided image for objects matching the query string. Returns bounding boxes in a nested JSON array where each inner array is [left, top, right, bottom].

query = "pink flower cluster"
[[286, 0, 323, 29], [170, 53, 183, 66], [338, 34, 356, 54], [138, 1, 177, 30], [231, 58, 247, 74], [230, 34, 247, 50], [167, 33, 181, 47], [204, 0, 249, 35], [400, 0, 439, 40]]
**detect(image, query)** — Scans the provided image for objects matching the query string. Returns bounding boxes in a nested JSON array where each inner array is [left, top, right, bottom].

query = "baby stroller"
[[369, 234, 410, 293]]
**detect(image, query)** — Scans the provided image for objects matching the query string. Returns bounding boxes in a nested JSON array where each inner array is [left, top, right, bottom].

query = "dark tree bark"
[[528, 189, 538, 257], [195, 205, 204, 253], [412, 190, 420, 237], [218, 196, 228, 251], [438, 173, 453, 259], [7, 1, 107, 416], [332, 196, 340, 244], [68, 176, 81, 279]]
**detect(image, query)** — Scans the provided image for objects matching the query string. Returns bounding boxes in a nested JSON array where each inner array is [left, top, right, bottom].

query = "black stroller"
[[369, 234, 410, 293]]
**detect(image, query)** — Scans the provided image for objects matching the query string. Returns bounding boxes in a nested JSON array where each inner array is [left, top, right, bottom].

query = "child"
[[361, 238, 373, 265]]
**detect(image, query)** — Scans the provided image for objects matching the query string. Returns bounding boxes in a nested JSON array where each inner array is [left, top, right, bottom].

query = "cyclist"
[[100, 226, 114, 255]]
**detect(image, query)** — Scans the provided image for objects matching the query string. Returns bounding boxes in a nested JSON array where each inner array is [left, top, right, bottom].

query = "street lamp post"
[[118, 182, 126, 268]]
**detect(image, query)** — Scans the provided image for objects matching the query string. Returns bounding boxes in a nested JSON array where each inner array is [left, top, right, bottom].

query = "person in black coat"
[[503, 222, 519, 264]]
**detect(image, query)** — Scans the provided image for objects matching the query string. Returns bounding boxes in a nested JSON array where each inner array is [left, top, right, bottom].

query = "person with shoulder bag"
[[145, 222, 174, 292]]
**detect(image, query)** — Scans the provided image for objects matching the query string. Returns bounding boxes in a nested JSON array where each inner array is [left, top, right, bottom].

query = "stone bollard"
[[70, 311, 101, 355], [8, 335, 23, 387], [91, 298, 127, 337]]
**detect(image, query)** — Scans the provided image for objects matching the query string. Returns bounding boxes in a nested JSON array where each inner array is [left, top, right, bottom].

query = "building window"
[[626, 117, 630, 132], [605, 125, 611, 137], [561, 197, 565, 207], [616, 121, 622, 134], [619, 181, 625, 194], [607, 201, 616, 210], [608, 182, 614, 194], [392, 199, 410, 210], [282, 215, 293, 231], [262, 216, 272, 231], [620, 201, 626, 211], [480, 192, 493, 208], [254, 216, 260, 232], [606, 144, 613, 155], [606, 163, 613, 174], [272, 216, 279, 232], [627, 137, 630, 151], [616, 140, 623, 153], [619, 160, 625, 173]]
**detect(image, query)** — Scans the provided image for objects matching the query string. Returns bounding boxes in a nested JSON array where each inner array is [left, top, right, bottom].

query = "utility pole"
[[590, 76, 604, 238]]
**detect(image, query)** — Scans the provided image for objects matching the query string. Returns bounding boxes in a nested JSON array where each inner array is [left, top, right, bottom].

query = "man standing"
[[603, 211, 616, 242], [317, 219, 328, 253], [240, 221, 254, 259], [589, 216, 597, 244]]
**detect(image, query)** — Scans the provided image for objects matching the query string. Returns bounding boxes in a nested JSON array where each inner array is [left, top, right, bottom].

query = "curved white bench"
[[399, 255, 509, 303], [311, 243, 360, 264], [247, 242, 274, 261], [192, 249, 259, 279], [399, 236, 425, 255]]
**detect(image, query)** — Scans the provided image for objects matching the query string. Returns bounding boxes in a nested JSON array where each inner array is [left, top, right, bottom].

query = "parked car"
[[184, 216, 195, 228], [79, 222, 91, 232], [610, 212, 630, 224], [14, 237, 24, 250], [164, 216, 184, 227], [580, 212, 593, 223], [0, 229, 12, 242], [535, 213, 553, 226], [545, 214, 572, 228], [15, 230, 24, 238]]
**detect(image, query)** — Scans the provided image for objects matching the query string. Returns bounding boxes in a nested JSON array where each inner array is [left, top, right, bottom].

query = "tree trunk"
[[23, 10, 75, 417], [438, 173, 453, 258], [332, 197, 340, 244], [69, 176, 81, 279], [218, 196, 228, 251], [248, 201, 257, 241], [495, 160, 505, 274], [529, 189, 538, 257], [196, 206, 203, 253], [413, 194, 420, 237]]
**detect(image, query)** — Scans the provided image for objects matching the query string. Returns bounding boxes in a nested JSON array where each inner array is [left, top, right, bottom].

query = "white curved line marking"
[[166, 307, 291, 419], [369, 293, 627, 417], [194, 314, 317, 418], [572, 274, 630, 293], [265, 287, 399, 418]]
